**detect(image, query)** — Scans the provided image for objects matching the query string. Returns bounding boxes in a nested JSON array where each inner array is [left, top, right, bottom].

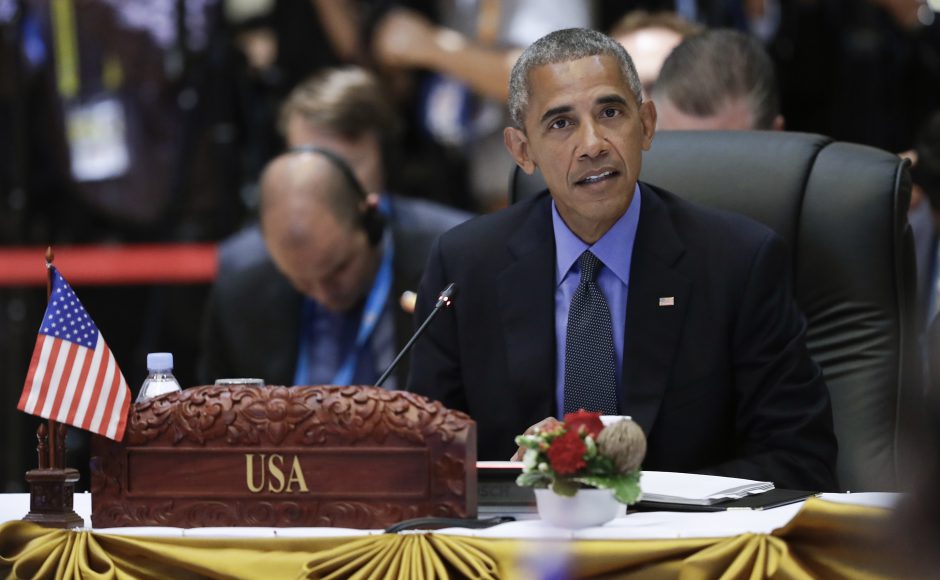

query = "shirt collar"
[[552, 183, 642, 287]]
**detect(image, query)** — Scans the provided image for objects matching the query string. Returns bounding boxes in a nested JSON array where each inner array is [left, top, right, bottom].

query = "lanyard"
[[294, 230, 394, 386], [50, 0, 124, 100], [51, 0, 79, 99]]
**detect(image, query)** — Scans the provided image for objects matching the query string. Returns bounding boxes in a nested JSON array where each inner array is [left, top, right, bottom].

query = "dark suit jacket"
[[199, 195, 472, 387], [409, 184, 839, 491]]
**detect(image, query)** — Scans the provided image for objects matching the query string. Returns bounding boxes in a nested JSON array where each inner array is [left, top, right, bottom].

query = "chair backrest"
[[510, 131, 917, 491]]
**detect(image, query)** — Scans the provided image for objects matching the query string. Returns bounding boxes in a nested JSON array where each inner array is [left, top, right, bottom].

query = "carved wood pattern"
[[92, 498, 465, 528], [92, 385, 476, 529], [23, 468, 84, 528], [125, 385, 468, 448]]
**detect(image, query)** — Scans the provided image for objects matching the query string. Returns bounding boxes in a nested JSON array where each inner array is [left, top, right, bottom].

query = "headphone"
[[287, 145, 386, 247]]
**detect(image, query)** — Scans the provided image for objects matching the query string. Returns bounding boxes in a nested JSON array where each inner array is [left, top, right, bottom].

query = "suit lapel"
[[623, 185, 690, 436], [498, 195, 556, 417], [390, 226, 417, 386]]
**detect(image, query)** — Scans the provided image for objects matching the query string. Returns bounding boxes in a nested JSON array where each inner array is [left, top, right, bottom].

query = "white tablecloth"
[[0, 491, 900, 539]]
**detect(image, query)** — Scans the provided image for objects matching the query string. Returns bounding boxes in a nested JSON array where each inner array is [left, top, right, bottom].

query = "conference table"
[[0, 491, 903, 578]]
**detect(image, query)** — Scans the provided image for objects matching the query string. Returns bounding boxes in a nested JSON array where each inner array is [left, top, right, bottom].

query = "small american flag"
[[17, 266, 130, 441]]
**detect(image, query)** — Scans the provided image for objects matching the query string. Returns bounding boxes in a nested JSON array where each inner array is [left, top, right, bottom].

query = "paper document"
[[640, 471, 774, 505], [477, 461, 524, 470]]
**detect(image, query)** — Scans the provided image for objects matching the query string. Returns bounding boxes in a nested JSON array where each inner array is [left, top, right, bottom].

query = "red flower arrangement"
[[564, 409, 605, 438], [546, 430, 588, 474], [515, 410, 647, 503]]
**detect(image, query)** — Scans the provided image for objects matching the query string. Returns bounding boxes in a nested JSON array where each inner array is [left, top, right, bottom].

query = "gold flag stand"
[[22, 247, 83, 529]]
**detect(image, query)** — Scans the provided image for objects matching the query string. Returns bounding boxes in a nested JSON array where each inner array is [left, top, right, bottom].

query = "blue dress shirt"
[[552, 185, 641, 416], [294, 275, 397, 388]]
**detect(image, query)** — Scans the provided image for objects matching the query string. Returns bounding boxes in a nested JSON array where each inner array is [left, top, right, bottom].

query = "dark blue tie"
[[563, 251, 619, 415]]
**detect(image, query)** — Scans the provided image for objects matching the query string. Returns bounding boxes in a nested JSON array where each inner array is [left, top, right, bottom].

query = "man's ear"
[[503, 127, 537, 175], [639, 100, 657, 151]]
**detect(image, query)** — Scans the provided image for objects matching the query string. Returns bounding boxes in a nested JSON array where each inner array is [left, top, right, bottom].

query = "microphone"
[[375, 283, 458, 389]]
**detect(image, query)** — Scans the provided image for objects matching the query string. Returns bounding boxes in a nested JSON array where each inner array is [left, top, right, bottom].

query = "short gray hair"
[[508, 28, 643, 129]]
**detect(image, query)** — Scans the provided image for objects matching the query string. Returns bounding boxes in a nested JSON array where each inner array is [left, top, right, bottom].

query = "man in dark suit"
[[201, 151, 468, 388], [408, 28, 838, 491], [200, 68, 471, 388]]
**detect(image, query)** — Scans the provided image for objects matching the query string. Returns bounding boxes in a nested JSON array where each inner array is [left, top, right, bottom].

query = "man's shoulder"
[[389, 195, 475, 235], [217, 223, 271, 273], [641, 182, 777, 247], [214, 224, 289, 299], [438, 192, 550, 250], [212, 225, 301, 319]]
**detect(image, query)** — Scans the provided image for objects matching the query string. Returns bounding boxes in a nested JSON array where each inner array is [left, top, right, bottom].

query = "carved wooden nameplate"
[[91, 385, 476, 528]]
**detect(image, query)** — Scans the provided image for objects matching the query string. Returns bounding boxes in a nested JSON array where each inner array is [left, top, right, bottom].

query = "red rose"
[[564, 409, 604, 438], [546, 430, 587, 474]]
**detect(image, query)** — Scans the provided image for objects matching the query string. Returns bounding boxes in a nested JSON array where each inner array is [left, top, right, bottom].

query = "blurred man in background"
[[609, 10, 702, 99], [652, 28, 784, 131], [277, 67, 400, 197], [200, 67, 471, 388], [371, 2, 592, 212]]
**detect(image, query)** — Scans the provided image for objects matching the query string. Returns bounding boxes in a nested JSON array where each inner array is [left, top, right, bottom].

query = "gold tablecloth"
[[0, 498, 899, 579]]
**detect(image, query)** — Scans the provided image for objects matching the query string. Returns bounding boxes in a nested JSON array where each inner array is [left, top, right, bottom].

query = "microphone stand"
[[375, 283, 457, 388]]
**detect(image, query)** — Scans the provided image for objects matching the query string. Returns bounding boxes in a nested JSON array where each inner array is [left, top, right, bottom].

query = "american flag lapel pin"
[[658, 296, 675, 307]]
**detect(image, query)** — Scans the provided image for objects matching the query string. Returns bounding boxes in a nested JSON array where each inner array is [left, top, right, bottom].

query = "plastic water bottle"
[[136, 352, 182, 403]]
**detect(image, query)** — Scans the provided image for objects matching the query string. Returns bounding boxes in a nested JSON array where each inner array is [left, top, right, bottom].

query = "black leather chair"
[[510, 131, 918, 492]]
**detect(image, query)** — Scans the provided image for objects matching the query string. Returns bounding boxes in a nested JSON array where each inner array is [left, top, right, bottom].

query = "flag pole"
[[45, 247, 58, 469], [21, 246, 83, 528]]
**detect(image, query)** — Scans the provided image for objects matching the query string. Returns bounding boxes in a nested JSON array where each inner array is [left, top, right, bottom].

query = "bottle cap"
[[147, 352, 173, 371]]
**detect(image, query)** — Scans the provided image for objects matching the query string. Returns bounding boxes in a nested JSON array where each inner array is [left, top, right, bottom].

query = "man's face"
[[263, 201, 377, 313], [505, 55, 656, 237], [285, 115, 385, 194]]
